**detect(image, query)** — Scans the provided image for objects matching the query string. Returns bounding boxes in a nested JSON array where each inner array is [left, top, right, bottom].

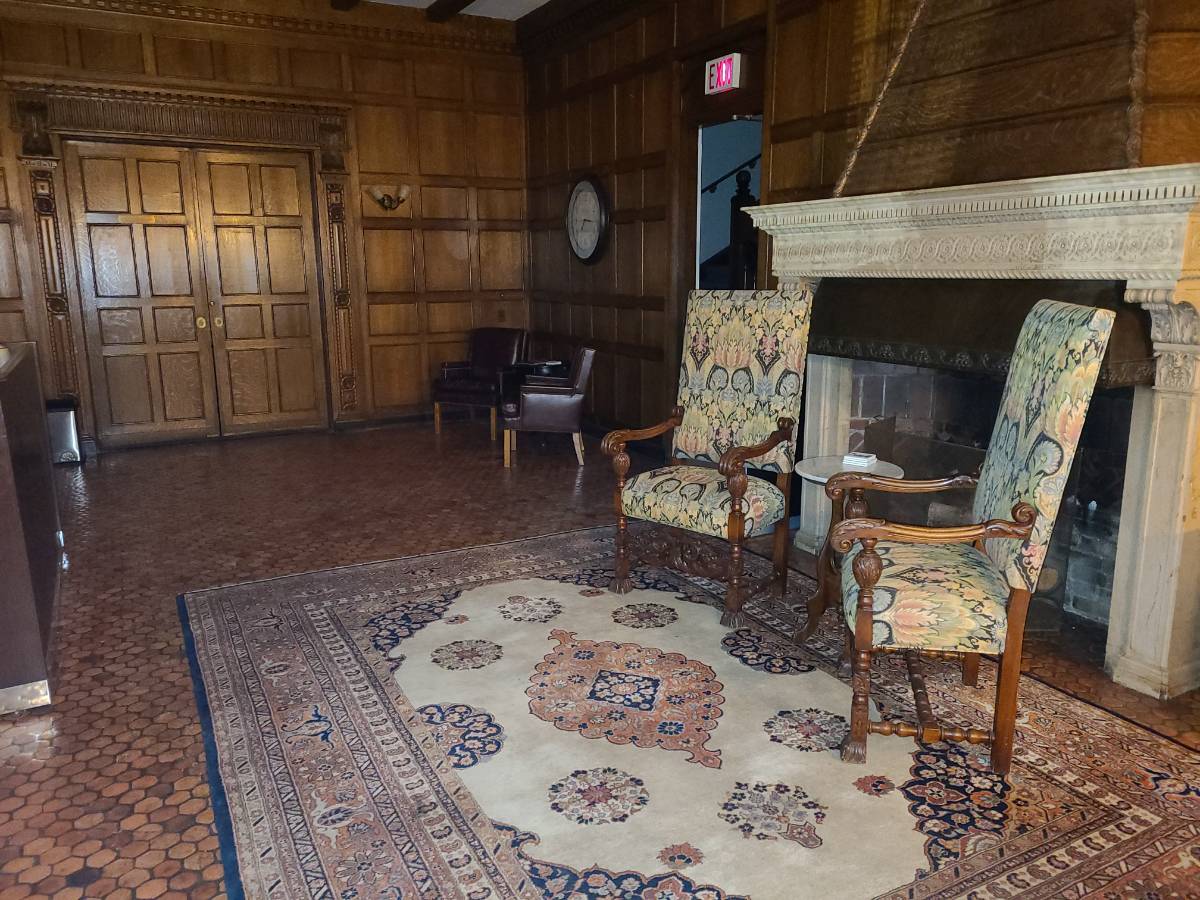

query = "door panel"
[[66, 142, 219, 446], [194, 150, 327, 433]]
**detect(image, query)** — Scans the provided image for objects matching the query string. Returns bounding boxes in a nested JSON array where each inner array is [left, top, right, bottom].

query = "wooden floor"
[[0, 422, 1196, 900]]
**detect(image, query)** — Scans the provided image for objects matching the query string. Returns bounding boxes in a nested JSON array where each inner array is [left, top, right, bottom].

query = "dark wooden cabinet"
[[0, 343, 61, 714]]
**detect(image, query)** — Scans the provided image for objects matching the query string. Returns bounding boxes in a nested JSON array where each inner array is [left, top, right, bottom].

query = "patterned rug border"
[[177, 594, 246, 900], [178, 524, 1200, 898]]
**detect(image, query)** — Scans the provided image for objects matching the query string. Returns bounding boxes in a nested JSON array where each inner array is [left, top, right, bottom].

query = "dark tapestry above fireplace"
[[810, 278, 1155, 388]]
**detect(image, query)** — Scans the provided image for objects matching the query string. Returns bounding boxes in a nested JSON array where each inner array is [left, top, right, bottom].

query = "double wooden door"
[[65, 141, 327, 447]]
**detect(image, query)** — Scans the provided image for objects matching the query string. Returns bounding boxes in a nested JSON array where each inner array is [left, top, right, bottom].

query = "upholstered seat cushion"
[[621, 465, 785, 539], [432, 375, 499, 405], [842, 541, 1010, 654]]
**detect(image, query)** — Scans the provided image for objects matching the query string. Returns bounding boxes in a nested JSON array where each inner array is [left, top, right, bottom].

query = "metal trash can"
[[46, 398, 82, 464]]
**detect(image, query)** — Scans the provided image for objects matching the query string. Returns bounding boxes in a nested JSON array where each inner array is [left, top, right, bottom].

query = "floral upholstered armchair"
[[824, 300, 1114, 776], [601, 289, 813, 626]]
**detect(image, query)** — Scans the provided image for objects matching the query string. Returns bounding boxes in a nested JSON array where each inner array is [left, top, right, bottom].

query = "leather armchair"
[[431, 327, 526, 440], [501, 346, 595, 468]]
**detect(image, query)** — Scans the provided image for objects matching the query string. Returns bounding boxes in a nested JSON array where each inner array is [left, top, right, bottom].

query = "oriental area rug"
[[179, 526, 1200, 899]]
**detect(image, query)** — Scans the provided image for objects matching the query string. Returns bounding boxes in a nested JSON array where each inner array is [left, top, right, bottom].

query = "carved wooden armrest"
[[718, 417, 795, 477], [830, 502, 1037, 554], [601, 406, 684, 456], [825, 472, 978, 501]]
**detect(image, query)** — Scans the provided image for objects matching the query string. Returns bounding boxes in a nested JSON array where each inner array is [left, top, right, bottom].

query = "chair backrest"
[[671, 289, 814, 473], [469, 328, 525, 377], [973, 300, 1114, 591], [570, 346, 596, 393]]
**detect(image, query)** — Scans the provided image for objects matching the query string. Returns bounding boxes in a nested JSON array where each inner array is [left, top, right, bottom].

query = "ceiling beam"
[[426, 0, 475, 22]]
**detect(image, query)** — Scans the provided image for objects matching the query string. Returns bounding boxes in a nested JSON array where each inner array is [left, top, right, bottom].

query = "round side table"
[[794, 455, 904, 642], [795, 454, 904, 485]]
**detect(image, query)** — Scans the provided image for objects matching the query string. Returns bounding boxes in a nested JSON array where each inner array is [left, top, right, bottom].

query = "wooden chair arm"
[[830, 502, 1037, 553], [825, 472, 978, 500], [718, 417, 795, 477], [601, 406, 684, 456]]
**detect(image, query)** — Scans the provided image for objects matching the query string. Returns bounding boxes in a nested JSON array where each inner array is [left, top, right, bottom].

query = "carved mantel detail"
[[749, 164, 1200, 395]]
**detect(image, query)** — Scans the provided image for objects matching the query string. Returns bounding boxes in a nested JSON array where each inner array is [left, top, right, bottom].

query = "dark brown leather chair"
[[431, 327, 526, 440], [500, 346, 595, 468]]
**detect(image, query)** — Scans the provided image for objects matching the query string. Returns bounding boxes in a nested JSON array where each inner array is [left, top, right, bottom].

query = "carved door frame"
[[8, 80, 363, 451]]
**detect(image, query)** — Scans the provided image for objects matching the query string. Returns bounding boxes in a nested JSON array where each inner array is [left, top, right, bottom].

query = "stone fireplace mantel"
[[748, 164, 1200, 700]]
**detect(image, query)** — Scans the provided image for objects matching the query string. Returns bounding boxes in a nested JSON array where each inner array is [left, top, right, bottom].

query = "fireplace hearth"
[[749, 164, 1200, 699]]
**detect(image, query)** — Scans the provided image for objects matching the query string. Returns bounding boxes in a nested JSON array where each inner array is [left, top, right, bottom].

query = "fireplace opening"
[[846, 360, 1134, 653]]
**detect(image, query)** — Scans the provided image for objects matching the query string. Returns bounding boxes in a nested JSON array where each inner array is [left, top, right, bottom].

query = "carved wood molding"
[[8, 82, 350, 172], [322, 178, 358, 414], [8, 0, 516, 53], [21, 159, 79, 399]]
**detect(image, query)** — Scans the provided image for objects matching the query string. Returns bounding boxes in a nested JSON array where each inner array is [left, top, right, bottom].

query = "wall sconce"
[[367, 184, 410, 211]]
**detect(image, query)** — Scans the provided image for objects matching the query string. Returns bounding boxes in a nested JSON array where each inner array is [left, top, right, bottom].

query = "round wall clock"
[[565, 176, 610, 264]]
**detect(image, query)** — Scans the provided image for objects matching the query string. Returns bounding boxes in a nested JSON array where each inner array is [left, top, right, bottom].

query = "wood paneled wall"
[[524, 1, 769, 428], [1143, 0, 1200, 165], [0, 0, 527, 444]]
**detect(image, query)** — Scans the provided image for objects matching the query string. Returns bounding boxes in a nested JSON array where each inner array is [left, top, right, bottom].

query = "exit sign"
[[705, 53, 742, 95]]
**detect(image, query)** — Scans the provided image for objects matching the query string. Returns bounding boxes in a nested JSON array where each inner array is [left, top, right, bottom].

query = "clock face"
[[566, 178, 608, 262]]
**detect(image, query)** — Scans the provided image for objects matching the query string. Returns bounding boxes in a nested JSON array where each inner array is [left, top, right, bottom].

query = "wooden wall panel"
[[764, 0, 1140, 199], [0, 0, 526, 434]]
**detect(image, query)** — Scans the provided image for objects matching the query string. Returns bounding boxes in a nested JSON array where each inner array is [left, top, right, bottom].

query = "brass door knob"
[[196, 316, 207, 329]]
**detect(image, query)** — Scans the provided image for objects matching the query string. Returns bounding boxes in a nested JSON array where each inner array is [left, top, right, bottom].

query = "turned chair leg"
[[840, 635, 872, 764], [962, 652, 981, 687], [433, 402, 442, 435], [771, 519, 789, 596], [490, 407, 497, 442], [721, 539, 746, 628], [611, 514, 633, 594], [572, 432, 585, 466]]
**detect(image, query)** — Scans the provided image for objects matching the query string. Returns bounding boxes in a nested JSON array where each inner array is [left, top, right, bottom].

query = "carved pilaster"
[[21, 157, 79, 400], [322, 178, 357, 414]]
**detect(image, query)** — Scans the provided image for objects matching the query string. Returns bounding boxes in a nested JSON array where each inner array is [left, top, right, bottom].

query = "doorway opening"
[[696, 119, 762, 290]]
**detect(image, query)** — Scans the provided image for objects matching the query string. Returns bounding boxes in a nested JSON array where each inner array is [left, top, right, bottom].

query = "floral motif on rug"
[[547, 767, 649, 825], [431, 639, 503, 671], [527, 629, 724, 768], [658, 842, 704, 870], [363, 590, 460, 656], [498, 594, 564, 623], [416, 703, 505, 768], [1136, 766, 1200, 810], [854, 775, 896, 797], [763, 708, 847, 752], [543, 565, 699, 601], [718, 782, 827, 848], [721, 628, 815, 675], [612, 602, 679, 629], [900, 744, 1010, 874], [496, 822, 745, 900]]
